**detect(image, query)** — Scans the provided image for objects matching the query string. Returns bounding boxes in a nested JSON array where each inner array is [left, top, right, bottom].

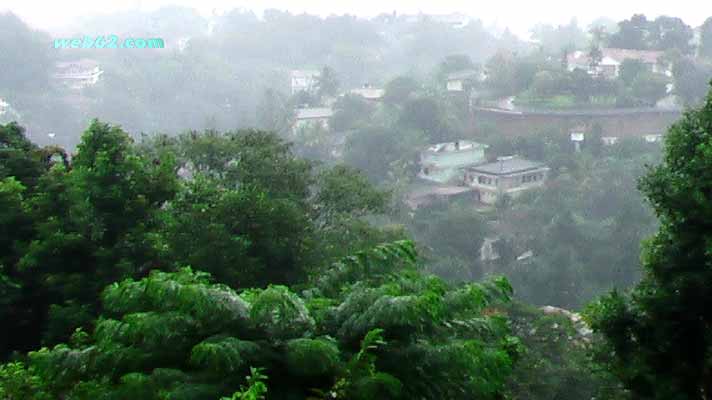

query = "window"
[[477, 176, 494, 186]]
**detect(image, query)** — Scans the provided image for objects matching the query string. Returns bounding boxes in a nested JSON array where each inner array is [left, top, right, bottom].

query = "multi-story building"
[[463, 156, 550, 204]]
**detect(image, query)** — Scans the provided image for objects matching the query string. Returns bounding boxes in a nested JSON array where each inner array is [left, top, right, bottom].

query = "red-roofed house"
[[567, 48, 669, 79]]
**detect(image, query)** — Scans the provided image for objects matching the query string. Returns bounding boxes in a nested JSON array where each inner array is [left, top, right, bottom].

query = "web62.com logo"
[[54, 35, 165, 49]]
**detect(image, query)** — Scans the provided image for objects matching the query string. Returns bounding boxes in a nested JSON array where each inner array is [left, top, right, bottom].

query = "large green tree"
[[0, 242, 520, 400], [2, 120, 178, 354], [587, 84, 712, 399]]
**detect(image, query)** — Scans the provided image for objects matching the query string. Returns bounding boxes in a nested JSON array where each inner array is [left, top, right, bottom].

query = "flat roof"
[[447, 69, 481, 81], [295, 107, 333, 120], [466, 157, 548, 175], [424, 140, 488, 153], [407, 183, 474, 199]]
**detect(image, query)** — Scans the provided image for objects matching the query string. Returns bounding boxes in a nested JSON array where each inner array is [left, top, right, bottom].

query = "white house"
[[446, 69, 484, 92], [54, 59, 103, 90], [291, 70, 320, 95], [602, 136, 619, 145], [570, 132, 585, 152], [567, 48, 668, 79], [349, 84, 385, 101], [644, 134, 664, 143], [293, 107, 333, 133], [463, 156, 550, 205]]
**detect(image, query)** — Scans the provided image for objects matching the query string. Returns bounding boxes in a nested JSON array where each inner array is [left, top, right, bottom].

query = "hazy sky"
[[2, 0, 711, 37]]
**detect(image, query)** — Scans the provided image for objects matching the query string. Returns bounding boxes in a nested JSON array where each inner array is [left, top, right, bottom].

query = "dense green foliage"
[[0, 121, 404, 357], [587, 84, 712, 399], [1, 120, 598, 399], [6, 9, 712, 397], [2, 241, 520, 399]]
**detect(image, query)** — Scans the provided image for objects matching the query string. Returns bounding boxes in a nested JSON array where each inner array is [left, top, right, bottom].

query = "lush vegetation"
[[586, 83, 712, 399], [0, 116, 634, 399], [3, 5, 712, 399]]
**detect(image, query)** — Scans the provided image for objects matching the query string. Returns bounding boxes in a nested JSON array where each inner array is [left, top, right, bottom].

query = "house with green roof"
[[418, 140, 488, 184]]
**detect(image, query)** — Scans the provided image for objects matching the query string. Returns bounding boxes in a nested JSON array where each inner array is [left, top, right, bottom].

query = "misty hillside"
[[2, 4, 712, 400]]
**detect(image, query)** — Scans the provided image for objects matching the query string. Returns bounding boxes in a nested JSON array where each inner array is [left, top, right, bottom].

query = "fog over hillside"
[[2, 3, 712, 400]]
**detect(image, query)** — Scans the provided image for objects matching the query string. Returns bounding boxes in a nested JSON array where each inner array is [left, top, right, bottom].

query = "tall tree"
[[8, 120, 178, 352], [672, 58, 712, 106], [587, 83, 712, 400], [649, 16, 694, 54], [316, 66, 340, 99], [608, 14, 650, 50]]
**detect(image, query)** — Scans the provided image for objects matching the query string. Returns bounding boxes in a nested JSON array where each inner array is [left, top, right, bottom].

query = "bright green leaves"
[[588, 84, 712, 399], [0, 362, 52, 400], [285, 338, 341, 378], [250, 285, 315, 340], [221, 367, 268, 400], [190, 336, 260, 374], [6, 245, 517, 400], [102, 268, 251, 334], [314, 165, 389, 218], [0, 123, 46, 191], [313, 240, 418, 297]]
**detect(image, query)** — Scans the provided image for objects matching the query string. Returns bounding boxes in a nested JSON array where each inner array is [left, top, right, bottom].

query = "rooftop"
[[601, 48, 664, 64], [568, 48, 664, 67], [350, 87, 385, 100], [291, 69, 320, 78], [466, 156, 548, 175], [424, 140, 488, 154], [295, 107, 334, 120], [55, 59, 101, 73], [447, 69, 481, 81], [405, 181, 474, 208]]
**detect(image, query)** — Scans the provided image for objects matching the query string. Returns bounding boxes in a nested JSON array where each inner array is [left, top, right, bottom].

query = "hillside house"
[[291, 69, 320, 94], [446, 69, 484, 92], [418, 140, 488, 184], [293, 107, 333, 133], [464, 156, 550, 205], [54, 59, 103, 90], [349, 84, 385, 101], [567, 48, 668, 78]]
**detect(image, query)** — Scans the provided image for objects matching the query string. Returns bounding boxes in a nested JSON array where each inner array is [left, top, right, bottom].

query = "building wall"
[[447, 80, 464, 92], [421, 147, 486, 169], [291, 75, 319, 94], [293, 118, 329, 133], [465, 169, 549, 205], [472, 108, 681, 138]]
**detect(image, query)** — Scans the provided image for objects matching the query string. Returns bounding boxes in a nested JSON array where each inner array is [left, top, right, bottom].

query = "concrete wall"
[[472, 107, 682, 138]]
